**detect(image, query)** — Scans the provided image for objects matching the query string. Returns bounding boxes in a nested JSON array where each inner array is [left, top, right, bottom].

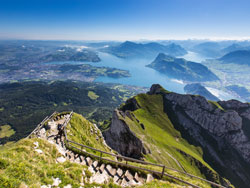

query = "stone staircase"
[[34, 113, 153, 187]]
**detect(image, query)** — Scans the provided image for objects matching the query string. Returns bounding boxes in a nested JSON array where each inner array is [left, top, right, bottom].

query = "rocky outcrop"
[[148, 84, 250, 188], [218, 99, 250, 120], [103, 109, 146, 159]]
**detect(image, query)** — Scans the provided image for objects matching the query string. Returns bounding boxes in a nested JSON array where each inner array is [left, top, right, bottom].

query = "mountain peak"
[[121, 41, 137, 46], [155, 53, 174, 61], [103, 42, 187, 58], [184, 83, 219, 101], [148, 84, 165, 95]]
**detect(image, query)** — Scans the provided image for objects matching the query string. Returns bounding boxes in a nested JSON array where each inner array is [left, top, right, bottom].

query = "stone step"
[[113, 175, 121, 184], [65, 152, 69, 158], [91, 161, 99, 172], [146, 174, 154, 183], [85, 157, 93, 166], [117, 179, 122, 185], [108, 165, 117, 177], [52, 129, 149, 187], [79, 155, 85, 163], [80, 158, 87, 166], [128, 179, 141, 187], [99, 164, 105, 173], [120, 178, 129, 187], [90, 171, 110, 184], [74, 153, 79, 159], [66, 151, 74, 160], [124, 170, 134, 181], [88, 165, 96, 174], [92, 161, 98, 168], [116, 168, 124, 177], [105, 164, 116, 177], [74, 156, 81, 164], [134, 172, 144, 184]]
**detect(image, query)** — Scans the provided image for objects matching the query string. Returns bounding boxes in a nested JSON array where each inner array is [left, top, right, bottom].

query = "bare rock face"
[[148, 84, 250, 188], [103, 109, 146, 159], [161, 91, 250, 162], [218, 100, 250, 120]]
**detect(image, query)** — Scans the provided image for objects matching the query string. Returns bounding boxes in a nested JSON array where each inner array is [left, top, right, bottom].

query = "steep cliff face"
[[103, 84, 250, 188], [103, 109, 146, 159], [149, 84, 250, 188]]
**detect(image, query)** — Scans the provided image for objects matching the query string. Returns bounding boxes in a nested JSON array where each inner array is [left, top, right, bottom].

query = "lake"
[[94, 52, 186, 93], [47, 51, 239, 100]]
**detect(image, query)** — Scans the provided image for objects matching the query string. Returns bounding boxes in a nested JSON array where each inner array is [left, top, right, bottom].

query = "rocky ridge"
[[103, 84, 250, 188], [149, 84, 250, 188]]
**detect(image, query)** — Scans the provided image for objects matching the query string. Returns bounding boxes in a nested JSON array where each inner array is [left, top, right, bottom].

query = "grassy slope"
[[67, 113, 211, 187], [0, 138, 85, 187], [117, 93, 224, 187], [139, 180, 195, 188], [0, 125, 15, 138], [67, 113, 115, 158], [69, 113, 213, 187], [0, 113, 204, 188]]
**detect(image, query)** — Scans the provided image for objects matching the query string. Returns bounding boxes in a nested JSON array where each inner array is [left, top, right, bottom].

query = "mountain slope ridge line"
[[60, 111, 226, 188]]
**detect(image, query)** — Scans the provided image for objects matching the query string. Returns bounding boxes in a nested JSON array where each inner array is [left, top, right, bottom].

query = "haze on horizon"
[[1, 0, 250, 41]]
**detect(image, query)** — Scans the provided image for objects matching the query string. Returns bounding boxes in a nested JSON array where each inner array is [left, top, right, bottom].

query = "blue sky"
[[0, 0, 250, 40]]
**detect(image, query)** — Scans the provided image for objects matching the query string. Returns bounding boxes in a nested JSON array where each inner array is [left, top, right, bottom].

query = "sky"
[[0, 0, 250, 41]]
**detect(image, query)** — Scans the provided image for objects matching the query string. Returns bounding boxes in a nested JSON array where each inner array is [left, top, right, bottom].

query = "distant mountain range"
[[221, 43, 250, 54], [184, 83, 219, 101], [219, 50, 250, 65], [101, 41, 187, 58], [147, 53, 219, 82], [226, 85, 250, 102], [191, 42, 223, 58], [40, 47, 101, 63]]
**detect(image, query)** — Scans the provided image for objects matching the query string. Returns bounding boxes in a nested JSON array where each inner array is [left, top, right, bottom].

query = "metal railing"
[[27, 111, 57, 138], [60, 111, 226, 188]]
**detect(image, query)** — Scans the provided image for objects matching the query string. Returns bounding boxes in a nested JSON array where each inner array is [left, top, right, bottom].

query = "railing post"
[[99, 152, 102, 161], [161, 166, 165, 179]]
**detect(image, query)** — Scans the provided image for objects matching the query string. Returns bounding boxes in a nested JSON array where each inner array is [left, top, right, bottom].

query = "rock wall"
[[149, 84, 250, 188], [103, 109, 146, 159]]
